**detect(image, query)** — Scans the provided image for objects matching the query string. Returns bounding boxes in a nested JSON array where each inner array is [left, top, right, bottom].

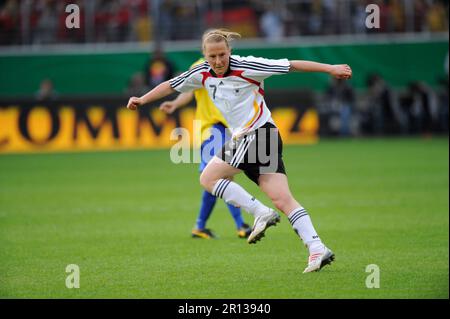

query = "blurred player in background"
[[159, 58, 252, 240], [127, 29, 352, 273]]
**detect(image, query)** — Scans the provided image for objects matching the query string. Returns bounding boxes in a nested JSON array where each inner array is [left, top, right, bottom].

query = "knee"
[[199, 171, 215, 193]]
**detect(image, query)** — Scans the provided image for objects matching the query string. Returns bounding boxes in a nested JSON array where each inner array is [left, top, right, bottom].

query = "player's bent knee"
[[199, 171, 215, 193]]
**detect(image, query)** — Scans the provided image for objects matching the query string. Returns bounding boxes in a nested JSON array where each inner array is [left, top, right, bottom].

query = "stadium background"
[[0, 0, 448, 299]]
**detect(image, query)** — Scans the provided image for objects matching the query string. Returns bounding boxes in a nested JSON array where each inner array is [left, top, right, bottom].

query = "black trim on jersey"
[[230, 62, 289, 74], [230, 56, 288, 68], [170, 63, 208, 88], [169, 62, 209, 88], [230, 60, 288, 71], [230, 57, 290, 73]]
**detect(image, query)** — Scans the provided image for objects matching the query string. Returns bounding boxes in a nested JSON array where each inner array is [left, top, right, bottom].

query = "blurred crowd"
[[0, 0, 448, 45], [319, 72, 449, 136]]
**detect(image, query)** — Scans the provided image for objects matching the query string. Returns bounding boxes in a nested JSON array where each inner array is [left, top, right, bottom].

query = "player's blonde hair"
[[202, 29, 241, 51]]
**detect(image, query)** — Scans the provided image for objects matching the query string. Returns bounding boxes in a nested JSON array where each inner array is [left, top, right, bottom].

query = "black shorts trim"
[[218, 122, 286, 185]]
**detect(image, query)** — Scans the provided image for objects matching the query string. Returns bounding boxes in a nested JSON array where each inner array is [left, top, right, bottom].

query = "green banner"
[[0, 39, 448, 97]]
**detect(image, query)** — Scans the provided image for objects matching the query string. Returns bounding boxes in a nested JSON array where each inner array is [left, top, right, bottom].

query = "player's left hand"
[[330, 64, 352, 80]]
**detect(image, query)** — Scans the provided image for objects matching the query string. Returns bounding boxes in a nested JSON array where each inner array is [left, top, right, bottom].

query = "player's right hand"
[[159, 101, 178, 114], [127, 97, 142, 110]]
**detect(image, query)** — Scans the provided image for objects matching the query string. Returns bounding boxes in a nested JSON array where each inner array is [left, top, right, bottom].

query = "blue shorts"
[[199, 123, 229, 172]]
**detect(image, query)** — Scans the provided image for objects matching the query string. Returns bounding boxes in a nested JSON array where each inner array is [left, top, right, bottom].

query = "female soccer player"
[[127, 29, 352, 273], [159, 58, 252, 239]]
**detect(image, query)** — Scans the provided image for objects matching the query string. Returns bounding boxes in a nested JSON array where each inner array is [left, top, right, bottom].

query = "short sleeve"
[[169, 62, 207, 93], [230, 55, 291, 81]]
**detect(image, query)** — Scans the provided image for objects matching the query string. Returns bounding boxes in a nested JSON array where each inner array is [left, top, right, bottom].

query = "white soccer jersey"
[[169, 55, 291, 137]]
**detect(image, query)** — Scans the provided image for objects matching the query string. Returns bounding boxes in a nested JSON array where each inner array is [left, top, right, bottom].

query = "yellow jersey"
[[191, 59, 229, 143]]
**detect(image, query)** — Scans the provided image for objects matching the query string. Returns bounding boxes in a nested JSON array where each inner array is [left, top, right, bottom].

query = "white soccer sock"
[[288, 207, 324, 254], [212, 179, 269, 217]]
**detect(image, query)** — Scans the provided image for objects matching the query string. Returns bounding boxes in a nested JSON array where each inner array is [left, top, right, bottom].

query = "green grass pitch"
[[0, 138, 448, 298]]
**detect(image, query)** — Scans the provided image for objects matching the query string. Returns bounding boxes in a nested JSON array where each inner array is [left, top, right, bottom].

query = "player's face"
[[203, 41, 231, 76]]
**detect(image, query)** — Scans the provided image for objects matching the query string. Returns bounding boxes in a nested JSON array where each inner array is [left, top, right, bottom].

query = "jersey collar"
[[208, 61, 232, 78]]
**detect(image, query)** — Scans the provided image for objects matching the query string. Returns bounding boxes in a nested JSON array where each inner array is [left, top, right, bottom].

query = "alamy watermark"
[[366, 4, 380, 29], [65, 264, 80, 289], [365, 264, 380, 288], [65, 4, 80, 29], [63, 3, 380, 31]]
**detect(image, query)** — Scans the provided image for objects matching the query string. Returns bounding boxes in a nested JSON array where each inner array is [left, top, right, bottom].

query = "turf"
[[0, 138, 448, 298]]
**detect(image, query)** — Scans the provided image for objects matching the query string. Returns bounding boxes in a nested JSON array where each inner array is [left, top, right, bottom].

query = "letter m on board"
[[73, 107, 119, 139]]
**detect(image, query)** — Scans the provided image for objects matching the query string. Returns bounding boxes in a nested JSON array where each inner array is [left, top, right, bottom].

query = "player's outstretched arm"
[[127, 80, 176, 110], [289, 60, 352, 79], [159, 91, 194, 114]]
